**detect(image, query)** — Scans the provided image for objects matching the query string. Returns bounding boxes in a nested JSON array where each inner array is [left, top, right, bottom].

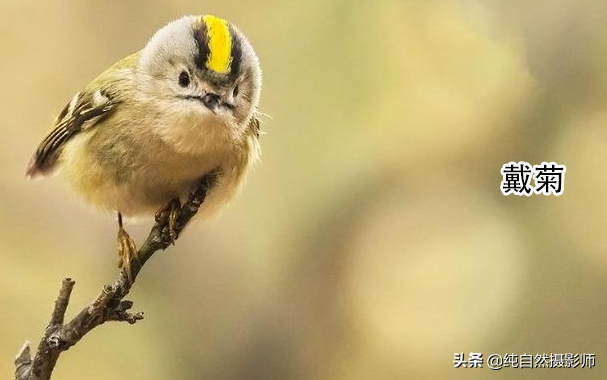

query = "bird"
[[26, 15, 262, 281]]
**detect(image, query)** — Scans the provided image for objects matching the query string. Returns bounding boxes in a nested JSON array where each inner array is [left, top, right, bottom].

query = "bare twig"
[[15, 172, 218, 380]]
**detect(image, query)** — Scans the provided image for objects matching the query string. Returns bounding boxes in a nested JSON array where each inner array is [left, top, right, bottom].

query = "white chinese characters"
[[501, 162, 566, 196], [454, 352, 595, 370]]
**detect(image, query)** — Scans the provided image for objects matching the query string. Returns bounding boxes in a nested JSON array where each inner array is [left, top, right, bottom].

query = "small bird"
[[26, 15, 262, 279]]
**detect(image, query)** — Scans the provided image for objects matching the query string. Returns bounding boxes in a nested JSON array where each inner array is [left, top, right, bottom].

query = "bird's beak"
[[201, 93, 221, 114]]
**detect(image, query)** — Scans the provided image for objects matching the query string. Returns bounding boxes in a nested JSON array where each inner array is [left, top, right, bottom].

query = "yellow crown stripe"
[[202, 15, 232, 73]]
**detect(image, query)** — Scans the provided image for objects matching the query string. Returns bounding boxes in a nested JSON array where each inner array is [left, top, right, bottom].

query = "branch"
[[15, 171, 218, 380]]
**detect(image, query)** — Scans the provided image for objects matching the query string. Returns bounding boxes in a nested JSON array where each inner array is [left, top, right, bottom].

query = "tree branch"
[[15, 171, 218, 380]]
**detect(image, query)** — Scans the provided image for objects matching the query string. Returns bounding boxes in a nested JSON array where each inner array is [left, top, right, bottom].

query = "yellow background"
[[1, 0, 606, 379]]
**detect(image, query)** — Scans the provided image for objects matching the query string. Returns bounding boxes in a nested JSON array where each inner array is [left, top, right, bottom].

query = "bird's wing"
[[26, 89, 118, 177], [26, 53, 139, 178]]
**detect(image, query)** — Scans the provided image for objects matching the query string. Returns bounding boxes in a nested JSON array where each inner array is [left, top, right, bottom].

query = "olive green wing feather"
[[26, 53, 139, 178], [26, 90, 117, 177]]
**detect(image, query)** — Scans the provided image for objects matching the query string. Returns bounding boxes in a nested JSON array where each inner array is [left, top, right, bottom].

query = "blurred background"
[[1, 0, 607, 379]]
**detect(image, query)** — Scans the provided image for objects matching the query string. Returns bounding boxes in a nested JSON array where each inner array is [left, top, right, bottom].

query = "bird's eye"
[[233, 85, 240, 97], [178, 71, 190, 87]]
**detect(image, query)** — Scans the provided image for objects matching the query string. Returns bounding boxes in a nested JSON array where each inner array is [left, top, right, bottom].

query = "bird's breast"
[[60, 122, 247, 217]]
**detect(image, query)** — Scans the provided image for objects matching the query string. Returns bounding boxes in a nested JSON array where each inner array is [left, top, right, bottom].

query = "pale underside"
[[58, 101, 260, 217]]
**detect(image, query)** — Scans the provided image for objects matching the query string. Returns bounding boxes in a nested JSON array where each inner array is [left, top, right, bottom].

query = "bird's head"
[[138, 15, 262, 151]]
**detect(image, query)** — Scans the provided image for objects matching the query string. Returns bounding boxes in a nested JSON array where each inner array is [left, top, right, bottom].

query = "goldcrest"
[[27, 15, 262, 219]]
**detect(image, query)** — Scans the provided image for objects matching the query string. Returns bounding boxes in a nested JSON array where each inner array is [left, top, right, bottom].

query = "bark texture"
[[14, 172, 218, 380]]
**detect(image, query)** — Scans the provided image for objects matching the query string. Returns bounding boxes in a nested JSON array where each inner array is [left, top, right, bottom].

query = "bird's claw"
[[156, 199, 181, 244], [117, 227, 138, 285]]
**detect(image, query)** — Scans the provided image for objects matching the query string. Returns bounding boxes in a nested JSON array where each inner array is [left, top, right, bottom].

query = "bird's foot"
[[155, 199, 182, 244], [117, 226, 138, 284]]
